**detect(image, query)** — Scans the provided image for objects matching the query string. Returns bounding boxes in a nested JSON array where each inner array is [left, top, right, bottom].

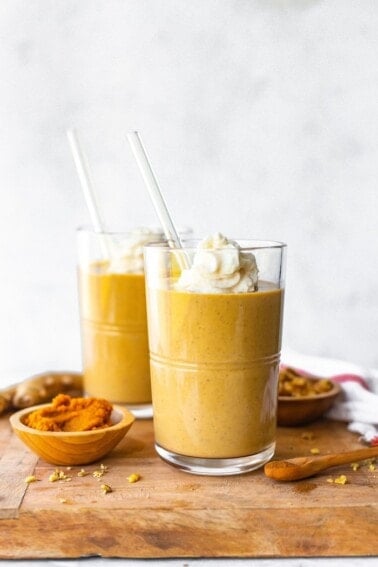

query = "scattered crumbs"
[[310, 448, 320, 455], [49, 471, 60, 483], [24, 475, 38, 484], [93, 465, 108, 479], [101, 483, 112, 494], [301, 431, 315, 441], [66, 466, 72, 471], [49, 469, 71, 482], [326, 478, 334, 483], [59, 498, 68, 504], [334, 475, 347, 485], [368, 463, 376, 472], [351, 462, 360, 471], [77, 468, 88, 477], [93, 470, 105, 480], [127, 473, 140, 483]]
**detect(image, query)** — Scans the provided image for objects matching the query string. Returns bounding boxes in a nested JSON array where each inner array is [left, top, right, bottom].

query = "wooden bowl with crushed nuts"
[[277, 367, 341, 426], [10, 402, 135, 466]]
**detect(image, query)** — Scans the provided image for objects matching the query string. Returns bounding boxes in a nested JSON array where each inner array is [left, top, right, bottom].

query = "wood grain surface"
[[0, 413, 377, 559]]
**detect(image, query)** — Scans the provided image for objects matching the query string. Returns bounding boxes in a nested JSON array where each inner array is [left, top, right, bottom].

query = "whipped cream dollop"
[[108, 227, 163, 273], [175, 233, 259, 293]]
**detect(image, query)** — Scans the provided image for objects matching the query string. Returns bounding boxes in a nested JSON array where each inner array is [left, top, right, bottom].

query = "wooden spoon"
[[264, 446, 378, 481]]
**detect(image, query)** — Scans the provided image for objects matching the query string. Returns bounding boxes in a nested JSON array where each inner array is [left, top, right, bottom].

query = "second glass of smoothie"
[[77, 227, 163, 419], [144, 234, 286, 474]]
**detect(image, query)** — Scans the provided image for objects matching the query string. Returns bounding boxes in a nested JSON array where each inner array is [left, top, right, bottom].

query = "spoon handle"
[[308, 446, 378, 468]]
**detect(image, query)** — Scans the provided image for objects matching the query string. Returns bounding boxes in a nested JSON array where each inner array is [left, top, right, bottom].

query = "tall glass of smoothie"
[[144, 233, 286, 474], [77, 227, 164, 419]]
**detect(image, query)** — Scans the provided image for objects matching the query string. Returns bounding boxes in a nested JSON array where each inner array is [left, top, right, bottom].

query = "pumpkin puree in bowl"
[[23, 393, 113, 432]]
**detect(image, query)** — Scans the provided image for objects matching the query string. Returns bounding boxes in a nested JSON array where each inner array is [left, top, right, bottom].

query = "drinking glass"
[[144, 239, 286, 474], [77, 228, 157, 418]]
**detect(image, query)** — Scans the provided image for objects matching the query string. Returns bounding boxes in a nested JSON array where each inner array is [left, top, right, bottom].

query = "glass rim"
[[144, 238, 287, 251]]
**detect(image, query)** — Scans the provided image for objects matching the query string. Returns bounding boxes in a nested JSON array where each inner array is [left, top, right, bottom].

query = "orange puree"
[[23, 394, 113, 432]]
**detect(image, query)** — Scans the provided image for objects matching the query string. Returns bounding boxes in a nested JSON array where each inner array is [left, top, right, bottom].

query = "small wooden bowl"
[[9, 404, 135, 465], [277, 381, 341, 426]]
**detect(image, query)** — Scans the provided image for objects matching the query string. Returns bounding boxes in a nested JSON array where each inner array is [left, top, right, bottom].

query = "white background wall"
[[1, 0, 377, 386]]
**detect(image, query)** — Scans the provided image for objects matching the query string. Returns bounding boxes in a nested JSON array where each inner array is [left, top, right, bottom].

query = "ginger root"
[[0, 385, 17, 414], [0, 372, 83, 415]]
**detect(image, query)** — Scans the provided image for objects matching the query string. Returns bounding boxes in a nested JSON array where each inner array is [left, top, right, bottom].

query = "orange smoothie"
[[78, 262, 151, 404], [147, 281, 283, 459]]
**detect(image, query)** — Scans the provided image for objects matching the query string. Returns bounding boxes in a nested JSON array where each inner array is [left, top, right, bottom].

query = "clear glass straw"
[[126, 131, 190, 269], [67, 128, 111, 259], [126, 131, 183, 248]]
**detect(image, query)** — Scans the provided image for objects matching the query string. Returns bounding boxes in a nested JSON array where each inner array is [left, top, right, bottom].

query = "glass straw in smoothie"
[[126, 130, 190, 269], [67, 128, 111, 259]]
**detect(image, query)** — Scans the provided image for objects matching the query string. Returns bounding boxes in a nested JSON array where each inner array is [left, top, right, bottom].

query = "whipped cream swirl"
[[175, 233, 258, 293], [108, 227, 163, 273]]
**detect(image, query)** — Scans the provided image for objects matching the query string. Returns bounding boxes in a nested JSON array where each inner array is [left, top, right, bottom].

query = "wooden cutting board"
[[0, 412, 377, 559]]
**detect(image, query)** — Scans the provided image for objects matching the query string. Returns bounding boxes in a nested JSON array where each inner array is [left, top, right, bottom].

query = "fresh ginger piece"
[[0, 385, 17, 415], [12, 372, 83, 408]]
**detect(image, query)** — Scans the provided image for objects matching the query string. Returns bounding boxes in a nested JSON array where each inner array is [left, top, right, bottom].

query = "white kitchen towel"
[[281, 348, 378, 446]]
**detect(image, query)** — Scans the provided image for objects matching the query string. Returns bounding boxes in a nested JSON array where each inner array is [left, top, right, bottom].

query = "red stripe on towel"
[[331, 374, 370, 390]]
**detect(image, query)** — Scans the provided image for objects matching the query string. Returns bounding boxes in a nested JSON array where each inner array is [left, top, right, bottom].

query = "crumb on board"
[[24, 475, 38, 484], [93, 470, 105, 479], [49, 469, 71, 482], [127, 473, 140, 483], [93, 464, 109, 479], [334, 475, 348, 485], [327, 475, 348, 485], [101, 483, 112, 494], [310, 448, 320, 455]]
